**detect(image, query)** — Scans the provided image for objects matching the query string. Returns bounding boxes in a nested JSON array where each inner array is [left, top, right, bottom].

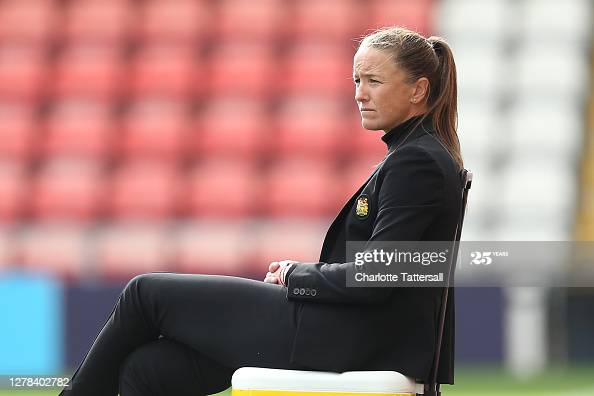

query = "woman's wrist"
[[279, 263, 294, 286]]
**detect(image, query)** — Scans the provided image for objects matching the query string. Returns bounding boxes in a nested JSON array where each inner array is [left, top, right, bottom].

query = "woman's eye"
[[370, 79, 380, 84], [353, 78, 360, 84]]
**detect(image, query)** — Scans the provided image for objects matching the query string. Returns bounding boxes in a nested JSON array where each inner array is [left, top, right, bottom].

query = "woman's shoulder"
[[378, 133, 460, 190], [388, 132, 458, 172], [383, 132, 444, 165]]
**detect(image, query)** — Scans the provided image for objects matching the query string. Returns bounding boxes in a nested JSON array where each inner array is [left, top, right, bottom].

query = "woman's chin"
[[360, 119, 382, 131]]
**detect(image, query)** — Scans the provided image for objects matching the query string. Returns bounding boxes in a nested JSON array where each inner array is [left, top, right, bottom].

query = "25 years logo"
[[470, 251, 509, 265]]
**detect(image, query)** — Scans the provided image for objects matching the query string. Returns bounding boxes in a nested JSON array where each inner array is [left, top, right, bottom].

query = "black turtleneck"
[[381, 114, 432, 153]]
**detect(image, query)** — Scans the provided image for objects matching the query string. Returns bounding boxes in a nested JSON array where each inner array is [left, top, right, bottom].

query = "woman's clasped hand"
[[263, 260, 298, 285]]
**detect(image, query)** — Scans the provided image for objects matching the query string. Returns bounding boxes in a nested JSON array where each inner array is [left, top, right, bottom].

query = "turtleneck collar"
[[381, 114, 432, 152]]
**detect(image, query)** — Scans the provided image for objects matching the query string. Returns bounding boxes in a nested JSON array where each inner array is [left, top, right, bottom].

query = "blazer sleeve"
[[285, 145, 445, 303]]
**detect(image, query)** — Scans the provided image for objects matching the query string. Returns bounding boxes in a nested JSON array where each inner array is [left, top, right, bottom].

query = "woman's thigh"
[[129, 272, 300, 370]]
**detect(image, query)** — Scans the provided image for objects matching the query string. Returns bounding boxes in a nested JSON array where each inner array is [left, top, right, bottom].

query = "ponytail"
[[426, 37, 463, 169]]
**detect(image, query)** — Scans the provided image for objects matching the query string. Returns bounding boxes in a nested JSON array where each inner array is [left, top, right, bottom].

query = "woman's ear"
[[410, 77, 429, 104]]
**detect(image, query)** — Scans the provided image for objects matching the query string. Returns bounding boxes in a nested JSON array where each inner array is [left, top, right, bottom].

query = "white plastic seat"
[[520, 0, 592, 43], [457, 100, 500, 154], [498, 157, 576, 238], [436, 0, 510, 43], [231, 367, 423, 396], [506, 98, 582, 159], [456, 160, 498, 229], [512, 43, 588, 100], [452, 43, 505, 100]]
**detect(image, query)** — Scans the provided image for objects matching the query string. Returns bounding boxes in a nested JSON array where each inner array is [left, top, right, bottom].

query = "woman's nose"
[[355, 86, 368, 102]]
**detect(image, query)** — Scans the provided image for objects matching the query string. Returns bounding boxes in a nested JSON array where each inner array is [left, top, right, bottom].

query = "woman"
[[60, 26, 462, 396]]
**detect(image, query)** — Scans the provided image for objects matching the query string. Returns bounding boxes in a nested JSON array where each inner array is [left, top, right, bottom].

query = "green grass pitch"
[[0, 366, 592, 395]]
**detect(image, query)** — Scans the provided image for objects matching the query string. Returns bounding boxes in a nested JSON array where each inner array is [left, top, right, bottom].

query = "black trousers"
[[59, 273, 302, 396]]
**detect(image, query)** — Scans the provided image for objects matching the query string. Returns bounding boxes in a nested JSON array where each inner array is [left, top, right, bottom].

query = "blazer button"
[[311, 289, 317, 296], [293, 288, 299, 295], [299, 288, 306, 295], [305, 289, 311, 296]]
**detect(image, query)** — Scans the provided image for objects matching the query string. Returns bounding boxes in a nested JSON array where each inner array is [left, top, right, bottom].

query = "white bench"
[[231, 367, 424, 396]]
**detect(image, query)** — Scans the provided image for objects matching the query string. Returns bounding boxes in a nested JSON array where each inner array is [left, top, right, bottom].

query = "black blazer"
[[285, 116, 461, 384]]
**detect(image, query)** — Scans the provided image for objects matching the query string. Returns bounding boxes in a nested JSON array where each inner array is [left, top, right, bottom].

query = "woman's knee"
[[126, 272, 158, 289], [122, 273, 166, 299], [117, 273, 169, 326]]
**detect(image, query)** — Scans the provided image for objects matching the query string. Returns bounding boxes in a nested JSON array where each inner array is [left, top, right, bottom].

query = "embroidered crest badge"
[[355, 195, 369, 218]]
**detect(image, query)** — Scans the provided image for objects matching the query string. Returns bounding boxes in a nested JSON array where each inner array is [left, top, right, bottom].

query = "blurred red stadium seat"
[[206, 43, 277, 98], [17, 223, 90, 280], [51, 45, 124, 99], [263, 158, 342, 218], [0, 104, 36, 160], [282, 43, 353, 95], [369, 0, 435, 37], [0, 46, 46, 100], [338, 155, 384, 203], [0, 0, 57, 44], [129, 44, 199, 99], [62, 0, 133, 44], [193, 98, 270, 159], [173, 221, 253, 275], [290, 0, 365, 41], [340, 113, 394, 202], [30, 159, 106, 221], [120, 100, 189, 161], [272, 96, 350, 158], [273, 95, 349, 157], [215, 0, 288, 42], [137, 0, 212, 44], [0, 161, 28, 223], [251, 220, 327, 270], [95, 222, 174, 280], [347, 115, 387, 159], [109, 161, 182, 220], [183, 160, 261, 218], [42, 100, 114, 159], [0, 228, 16, 273]]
